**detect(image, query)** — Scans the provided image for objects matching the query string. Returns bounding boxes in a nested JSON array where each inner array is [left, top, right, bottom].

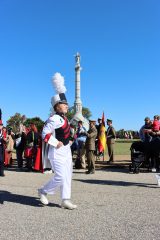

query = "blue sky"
[[0, 0, 160, 131]]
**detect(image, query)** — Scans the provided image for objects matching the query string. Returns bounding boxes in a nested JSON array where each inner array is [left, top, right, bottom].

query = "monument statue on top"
[[70, 52, 89, 130]]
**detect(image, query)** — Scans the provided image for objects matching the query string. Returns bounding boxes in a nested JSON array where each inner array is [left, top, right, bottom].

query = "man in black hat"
[[106, 119, 116, 163], [96, 118, 102, 136], [95, 118, 103, 156]]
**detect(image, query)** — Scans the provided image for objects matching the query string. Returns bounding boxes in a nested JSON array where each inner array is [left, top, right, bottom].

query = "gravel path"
[[0, 165, 160, 240]]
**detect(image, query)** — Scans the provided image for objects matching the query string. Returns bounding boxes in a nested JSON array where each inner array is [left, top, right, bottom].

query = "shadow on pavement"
[[96, 168, 129, 173], [0, 190, 59, 208], [74, 166, 150, 174], [73, 179, 157, 188]]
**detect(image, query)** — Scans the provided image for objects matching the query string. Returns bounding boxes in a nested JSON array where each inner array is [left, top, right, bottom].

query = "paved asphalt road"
[[1, 163, 160, 240]]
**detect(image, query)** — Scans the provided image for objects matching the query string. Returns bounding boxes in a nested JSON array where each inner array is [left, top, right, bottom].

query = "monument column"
[[71, 52, 89, 130], [74, 52, 82, 114]]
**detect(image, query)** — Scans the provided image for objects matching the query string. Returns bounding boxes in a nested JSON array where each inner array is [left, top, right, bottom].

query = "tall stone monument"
[[70, 52, 89, 130]]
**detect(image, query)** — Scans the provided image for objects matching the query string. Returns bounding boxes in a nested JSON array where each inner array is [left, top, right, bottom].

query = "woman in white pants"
[[38, 90, 77, 210]]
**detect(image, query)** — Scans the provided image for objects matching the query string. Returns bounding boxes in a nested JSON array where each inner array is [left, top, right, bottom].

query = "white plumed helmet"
[[51, 72, 68, 107]]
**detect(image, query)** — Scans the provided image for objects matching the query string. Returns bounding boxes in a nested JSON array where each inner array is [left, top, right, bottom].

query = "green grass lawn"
[[115, 140, 132, 155], [105, 139, 137, 155]]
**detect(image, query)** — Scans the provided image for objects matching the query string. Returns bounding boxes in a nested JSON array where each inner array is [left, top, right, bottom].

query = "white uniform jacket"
[[42, 114, 70, 166]]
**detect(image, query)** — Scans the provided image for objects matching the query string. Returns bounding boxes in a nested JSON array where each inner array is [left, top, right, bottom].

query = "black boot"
[[0, 162, 5, 176]]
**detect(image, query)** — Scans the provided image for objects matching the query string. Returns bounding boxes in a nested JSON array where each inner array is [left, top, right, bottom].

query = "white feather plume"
[[52, 72, 67, 94]]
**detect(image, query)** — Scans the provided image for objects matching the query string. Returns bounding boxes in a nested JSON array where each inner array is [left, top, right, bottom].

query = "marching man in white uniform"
[[38, 72, 77, 210]]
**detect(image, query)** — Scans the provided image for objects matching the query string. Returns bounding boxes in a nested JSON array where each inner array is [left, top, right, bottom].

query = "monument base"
[[70, 112, 89, 131]]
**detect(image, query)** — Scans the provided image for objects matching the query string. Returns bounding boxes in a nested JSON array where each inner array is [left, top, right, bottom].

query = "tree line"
[[6, 109, 139, 139]]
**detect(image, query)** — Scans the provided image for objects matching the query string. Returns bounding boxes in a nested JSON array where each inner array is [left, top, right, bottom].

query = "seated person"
[[72, 121, 87, 169], [74, 121, 87, 152]]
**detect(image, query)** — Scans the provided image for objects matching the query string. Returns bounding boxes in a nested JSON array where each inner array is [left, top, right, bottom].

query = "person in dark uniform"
[[0, 120, 5, 176], [95, 118, 102, 156], [85, 120, 97, 174], [96, 118, 102, 137], [106, 119, 116, 163], [14, 125, 27, 169]]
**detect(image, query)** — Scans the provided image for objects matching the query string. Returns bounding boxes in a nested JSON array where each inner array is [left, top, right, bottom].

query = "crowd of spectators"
[[0, 114, 159, 177], [0, 122, 43, 176]]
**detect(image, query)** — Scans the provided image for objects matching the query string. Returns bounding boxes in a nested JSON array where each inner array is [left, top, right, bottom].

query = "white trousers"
[[41, 144, 73, 200]]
